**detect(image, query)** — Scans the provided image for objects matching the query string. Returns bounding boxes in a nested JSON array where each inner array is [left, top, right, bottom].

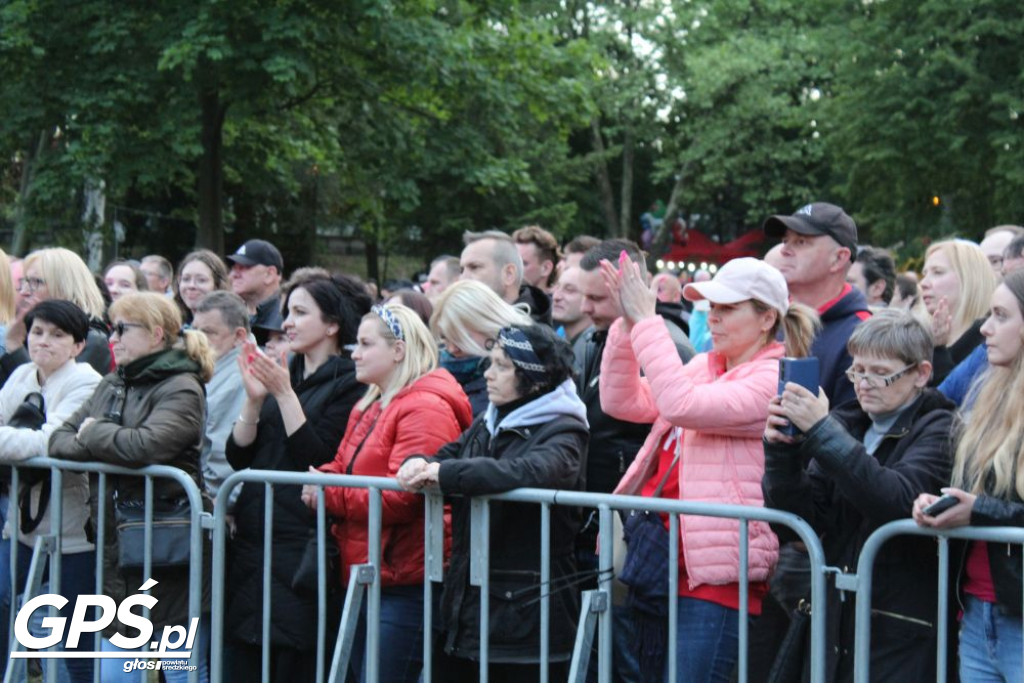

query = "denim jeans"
[[959, 595, 1023, 682], [348, 585, 426, 683], [672, 597, 740, 683], [11, 544, 96, 683]]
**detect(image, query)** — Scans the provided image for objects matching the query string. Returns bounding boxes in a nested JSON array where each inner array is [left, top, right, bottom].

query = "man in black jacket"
[[575, 239, 694, 682]]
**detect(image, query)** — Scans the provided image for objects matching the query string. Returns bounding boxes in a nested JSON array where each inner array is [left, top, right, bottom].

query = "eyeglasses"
[[844, 363, 917, 388], [16, 277, 45, 293], [110, 322, 146, 338]]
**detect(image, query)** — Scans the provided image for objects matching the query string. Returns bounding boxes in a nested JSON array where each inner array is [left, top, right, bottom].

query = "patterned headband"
[[497, 326, 547, 384], [371, 305, 404, 341]]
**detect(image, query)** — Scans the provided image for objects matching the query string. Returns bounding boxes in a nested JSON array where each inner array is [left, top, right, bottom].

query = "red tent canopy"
[[661, 228, 764, 264]]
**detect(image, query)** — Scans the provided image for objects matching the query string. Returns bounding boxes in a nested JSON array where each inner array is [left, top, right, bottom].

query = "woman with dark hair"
[[50, 292, 216, 682], [397, 323, 588, 681], [0, 300, 101, 682], [225, 272, 371, 682]]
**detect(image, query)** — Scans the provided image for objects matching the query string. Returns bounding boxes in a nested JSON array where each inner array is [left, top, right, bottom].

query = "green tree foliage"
[[826, 0, 1024, 246]]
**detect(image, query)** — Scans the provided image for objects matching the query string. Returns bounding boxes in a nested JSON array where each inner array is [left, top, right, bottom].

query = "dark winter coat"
[[224, 353, 362, 650], [514, 284, 553, 327], [965, 492, 1024, 616], [427, 380, 588, 663], [763, 389, 955, 682], [49, 348, 209, 637]]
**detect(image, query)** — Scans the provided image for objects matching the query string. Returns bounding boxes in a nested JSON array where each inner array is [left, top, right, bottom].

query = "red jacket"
[[320, 368, 472, 587]]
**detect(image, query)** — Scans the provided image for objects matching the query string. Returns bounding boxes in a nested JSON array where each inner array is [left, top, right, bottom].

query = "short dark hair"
[[25, 300, 90, 344], [194, 291, 250, 333], [282, 272, 372, 346], [512, 225, 561, 288], [894, 273, 918, 305], [856, 246, 897, 304], [579, 239, 643, 272], [564, 235, 601, 256]]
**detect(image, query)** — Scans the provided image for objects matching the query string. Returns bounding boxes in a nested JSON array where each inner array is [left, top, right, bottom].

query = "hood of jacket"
[[515, 284, 553, 326], [484, 378, 588, 435], [118, 348, 201, 385], [394, 368, 474, 430], [820, 283, 870, 323]]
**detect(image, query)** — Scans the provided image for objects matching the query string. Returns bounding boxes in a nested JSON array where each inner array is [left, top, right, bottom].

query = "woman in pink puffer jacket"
[[600, 256, 818, 681]]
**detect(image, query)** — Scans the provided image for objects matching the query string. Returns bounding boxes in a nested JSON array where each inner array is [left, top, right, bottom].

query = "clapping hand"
[[599, 251, 656, 328]]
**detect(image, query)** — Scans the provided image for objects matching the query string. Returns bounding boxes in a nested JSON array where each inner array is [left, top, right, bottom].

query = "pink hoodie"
[[601, 316, 780, 589]]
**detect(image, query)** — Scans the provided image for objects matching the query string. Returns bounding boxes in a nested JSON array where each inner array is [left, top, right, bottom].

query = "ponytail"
[[780, 302, 820, 358], [181, 329, 215, 383]]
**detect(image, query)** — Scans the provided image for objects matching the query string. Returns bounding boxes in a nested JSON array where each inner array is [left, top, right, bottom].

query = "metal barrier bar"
[[540, 502, 550, 683], [261, 483, 273, 683], [667, 511, 679, 683], [366, 487, 382, 683], [315, 487, 327, 683], [210, 470, 828, 683], [852, 519, 1024, 683], [3, 458, 204, 683], [738, 518, 749, 683], [422, 492, 445, 683]]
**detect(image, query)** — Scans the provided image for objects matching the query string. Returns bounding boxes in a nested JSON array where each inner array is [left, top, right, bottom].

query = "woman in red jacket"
[[301, 303, 472, 682]]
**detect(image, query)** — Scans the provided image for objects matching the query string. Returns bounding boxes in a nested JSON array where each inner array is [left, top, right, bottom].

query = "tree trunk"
[[590, 120, 619, 237], [364, 227, 380, 284], [11, 130, 51, 256], [618, 129, 635, 239], [197, 84, 227, 254], [652, 165, 690, 257]]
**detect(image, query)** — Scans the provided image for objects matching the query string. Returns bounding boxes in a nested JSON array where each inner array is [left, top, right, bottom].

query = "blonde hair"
[[357, 304, 438, 411], [23, 248, 106, 319], [951, 271, 1024, 499], [109, 292, 215, 382], [430, 280, 532, 357], [751, 300, 820, 359], [0, 250, 15, 325], [925, 240, 998, 334]]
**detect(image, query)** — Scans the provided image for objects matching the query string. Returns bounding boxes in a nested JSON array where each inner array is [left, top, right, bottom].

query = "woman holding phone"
[[765, 309, 955, 681], [913, 269, 1024, 682], [601, 256, 817, 680]]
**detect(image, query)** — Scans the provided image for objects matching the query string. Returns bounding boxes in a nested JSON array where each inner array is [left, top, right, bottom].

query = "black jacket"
[[514, 284, 553, 327], [763, 390, 955, 682], [968, 493, 1024, 616], [224, 353, 362, 649], [430, 402, 588, 663], [930, 318, 984, 387], [575, 328, 651, 497]]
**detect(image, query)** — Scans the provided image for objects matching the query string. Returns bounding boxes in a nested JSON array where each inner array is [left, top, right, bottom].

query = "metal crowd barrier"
[[210, 470, 829, 683], [2, 457, 207, 683], [851, 519, 1024, 683]]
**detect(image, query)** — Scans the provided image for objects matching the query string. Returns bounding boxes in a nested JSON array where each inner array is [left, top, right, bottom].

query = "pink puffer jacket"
[[602, 316, 780, 588]]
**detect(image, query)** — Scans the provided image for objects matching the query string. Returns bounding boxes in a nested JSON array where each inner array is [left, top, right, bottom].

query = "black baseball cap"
[[763, 202, 858, 253], [226, 239, 284, 272]]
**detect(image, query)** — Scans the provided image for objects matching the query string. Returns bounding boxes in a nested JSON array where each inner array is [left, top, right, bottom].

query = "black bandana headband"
[[497, 326, 547, 385]]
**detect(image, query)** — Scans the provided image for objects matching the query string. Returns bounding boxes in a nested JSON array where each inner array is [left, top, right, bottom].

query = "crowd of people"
[[0, 209, 1021, 682]]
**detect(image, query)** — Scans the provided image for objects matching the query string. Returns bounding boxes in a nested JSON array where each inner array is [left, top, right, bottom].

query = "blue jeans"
[[12, 544, 96, 683], [959, 595, 1023, 682], [348, 585, 426, 683], [96, 620, 210, 683], [672, 597, 740, 683]]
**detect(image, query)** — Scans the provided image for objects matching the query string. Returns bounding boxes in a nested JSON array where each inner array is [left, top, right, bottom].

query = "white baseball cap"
[[683, 257, 789, 315]]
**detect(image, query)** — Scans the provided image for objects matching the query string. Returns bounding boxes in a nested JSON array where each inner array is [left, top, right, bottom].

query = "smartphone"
[[778, 357, 820, 436], [923, 493, 959, 517]]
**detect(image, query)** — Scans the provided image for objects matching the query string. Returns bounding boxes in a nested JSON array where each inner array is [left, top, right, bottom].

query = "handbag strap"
[[652, 428, 683, 498], [345, 410, 382, 475]]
